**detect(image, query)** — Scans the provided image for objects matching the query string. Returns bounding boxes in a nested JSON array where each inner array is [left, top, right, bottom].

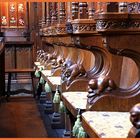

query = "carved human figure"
[[128, 103, 140, 138]]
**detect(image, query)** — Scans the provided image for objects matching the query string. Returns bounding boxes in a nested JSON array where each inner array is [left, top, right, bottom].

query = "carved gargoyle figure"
[[39, 52, 46, 64], [62, 63, 87, 86], [37, 50, 45, 62], [40, 52, 48, 64], [47, 53, 57, 62], [128, 103, 140, 138], [61, 59, 74, 80], [62, 60, 74, 72], [51, 56, 65, 69], [87, 77, 116, 104], [44, 53, 57, 66]]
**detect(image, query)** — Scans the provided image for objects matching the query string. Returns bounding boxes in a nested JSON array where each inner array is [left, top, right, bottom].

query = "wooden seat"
[[5, 68, 35, 98], [82, 111, 132, 138], [62, 91, 88, 116]]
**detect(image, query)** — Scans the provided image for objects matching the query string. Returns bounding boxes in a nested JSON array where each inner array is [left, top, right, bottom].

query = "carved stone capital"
[[71, 19, 97, 34]]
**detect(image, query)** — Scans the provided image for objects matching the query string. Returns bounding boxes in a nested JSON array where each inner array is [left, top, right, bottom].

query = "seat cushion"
[[34, 62, 40, 66], [62, 92, 88, 110], [82, 111, 132, 138], [47, 76, 62, 86], [41, 70, 52, 77]]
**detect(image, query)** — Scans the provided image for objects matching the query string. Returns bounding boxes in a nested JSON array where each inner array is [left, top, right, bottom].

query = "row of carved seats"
[[34, 32, 130, 138], [34, 2, 140, 138]]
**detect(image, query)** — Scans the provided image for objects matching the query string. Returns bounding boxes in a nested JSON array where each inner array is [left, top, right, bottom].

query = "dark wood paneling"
[[120, 57, 138, 88], [0, 40, 5, 96]]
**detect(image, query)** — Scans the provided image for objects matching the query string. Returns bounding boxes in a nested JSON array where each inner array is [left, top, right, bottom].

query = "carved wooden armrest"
[[51, 67, 61, 76], [87, 89, 140, 112], [87, 12, 140, 112], [62, 78, 89, 92]]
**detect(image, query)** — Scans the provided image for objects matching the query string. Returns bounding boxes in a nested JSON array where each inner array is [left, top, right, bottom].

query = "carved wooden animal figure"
[[47, 53, 56, 61], [61, 60, 74, 80], [51, 56, 65, 69], [63, 63, 87, 85], [128, 103, 140, 138], [87, 77, 116, 101]]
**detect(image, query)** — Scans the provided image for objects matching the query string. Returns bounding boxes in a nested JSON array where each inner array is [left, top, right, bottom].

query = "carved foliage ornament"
[[72, 23, 96, 34], [128, 2, 140, 13], [56, 24, 67, 35], [96, 19, 140, 31]]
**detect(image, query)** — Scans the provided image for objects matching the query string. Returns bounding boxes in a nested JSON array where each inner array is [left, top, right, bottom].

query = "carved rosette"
[[56, 24, 67, 35], [71, 19, 97, 34], [95, 13, 140, 32]]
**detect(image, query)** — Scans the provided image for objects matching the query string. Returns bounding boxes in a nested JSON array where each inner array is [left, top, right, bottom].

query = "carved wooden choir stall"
[[0, 1, 140, 138], [34, 2, 140, 138]]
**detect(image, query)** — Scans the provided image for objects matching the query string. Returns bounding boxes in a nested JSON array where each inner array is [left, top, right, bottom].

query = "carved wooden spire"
[[79, 2, 88, 19], [96, 2, 108, 13], [88, 2, 95, 19], [46, 2, 51, 26], [59, 2, 66, 24], [72, 2, 79, 20], [56, 2, 67, 35], [51, 2, 58, 26]]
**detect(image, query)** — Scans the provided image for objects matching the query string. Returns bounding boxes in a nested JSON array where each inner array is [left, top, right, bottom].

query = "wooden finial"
[[59, 2, 66, 23], [51, 2, 58, 25], [88, 2, 95, 19], [46, 2, 51, 26], [79, 2, 88, 19], [72, 2, 79, 20]]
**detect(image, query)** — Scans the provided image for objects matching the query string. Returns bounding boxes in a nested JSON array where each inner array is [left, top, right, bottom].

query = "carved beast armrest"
[[51, 67, 61, 76], [87, 13, 140, 112], [61, 78, 89, 92], [88, 90, 140, 112]]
